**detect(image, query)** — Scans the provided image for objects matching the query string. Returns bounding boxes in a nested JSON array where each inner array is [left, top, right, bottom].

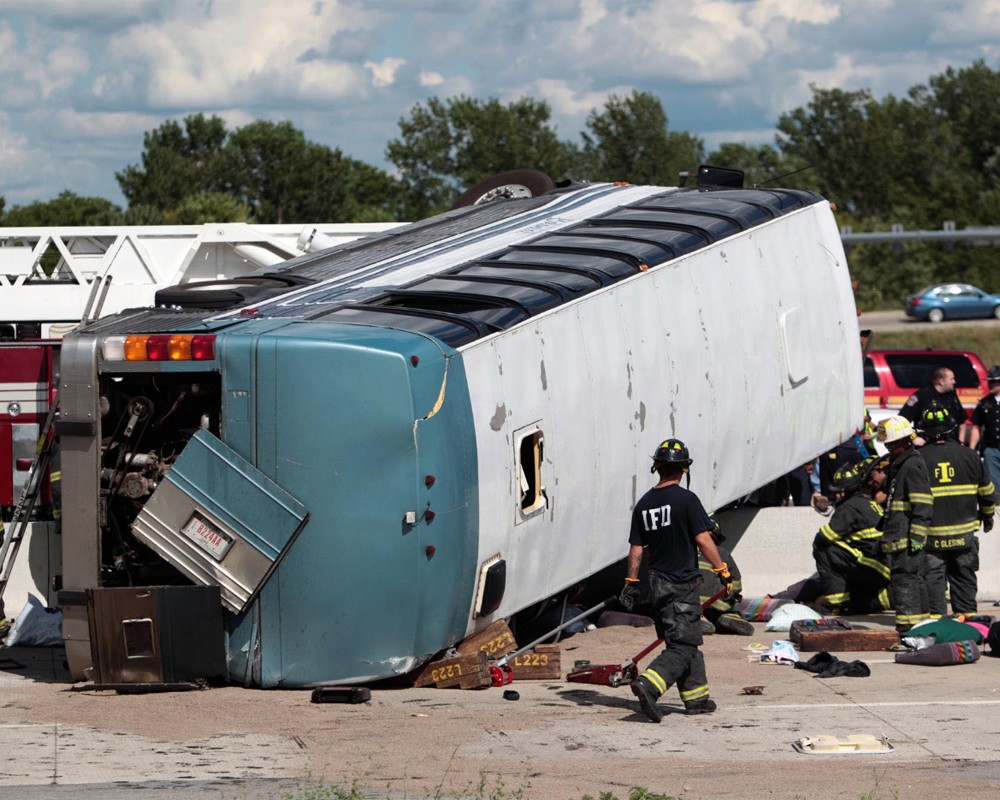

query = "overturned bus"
[[57, 173, 863, 686]]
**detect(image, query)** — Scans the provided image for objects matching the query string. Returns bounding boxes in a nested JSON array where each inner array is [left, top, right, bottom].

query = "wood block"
[[509, 644, 561, 680], [455, 619, 516, 660], [411, 650, 491, 689], [797, 629, 900, 652]]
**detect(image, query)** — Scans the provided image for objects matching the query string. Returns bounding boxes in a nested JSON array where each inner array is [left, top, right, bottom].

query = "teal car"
[[905, 283, 1000, 323]]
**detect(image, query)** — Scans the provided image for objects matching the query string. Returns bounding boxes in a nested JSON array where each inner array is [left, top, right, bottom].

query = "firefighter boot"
[[684, 698, 717, 715], [631, 677, 663, 723], [716, 613, 754, 636]]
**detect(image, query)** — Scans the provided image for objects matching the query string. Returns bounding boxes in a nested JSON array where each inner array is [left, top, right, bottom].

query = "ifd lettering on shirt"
[[643, 505, 672, 530]]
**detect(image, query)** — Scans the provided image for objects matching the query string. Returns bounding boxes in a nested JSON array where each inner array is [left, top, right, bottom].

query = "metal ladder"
[[0, 390, 59, 616]]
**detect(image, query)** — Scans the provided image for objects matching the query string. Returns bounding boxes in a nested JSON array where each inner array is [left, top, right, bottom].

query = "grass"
[[262, 777, 899, 800], [867, 323, 1000, 369]]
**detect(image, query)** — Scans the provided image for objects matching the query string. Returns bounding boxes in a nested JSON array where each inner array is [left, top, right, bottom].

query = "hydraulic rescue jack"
[[565, 587, 732, 687], [489, 595, 617, 686]]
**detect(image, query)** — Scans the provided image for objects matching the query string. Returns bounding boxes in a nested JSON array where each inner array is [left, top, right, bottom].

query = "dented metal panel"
[[132, 428, 308, 613]]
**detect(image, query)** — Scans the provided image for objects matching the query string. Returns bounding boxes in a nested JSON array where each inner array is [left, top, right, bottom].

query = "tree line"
[[1, 61, 998, 307]]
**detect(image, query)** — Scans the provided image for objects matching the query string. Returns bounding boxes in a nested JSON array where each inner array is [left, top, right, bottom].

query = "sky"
[[1, 0, 999, 209]]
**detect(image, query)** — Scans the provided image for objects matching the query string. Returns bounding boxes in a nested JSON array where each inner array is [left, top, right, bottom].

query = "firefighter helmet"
[[875, 415, 915, 444], [918, 403, 956, 439], [650, 438, 692, 470], [830, 455, 888, 495], [829, 460, 867, 494]]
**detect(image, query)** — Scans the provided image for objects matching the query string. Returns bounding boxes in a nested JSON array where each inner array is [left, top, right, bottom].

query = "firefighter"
[[968, 365, 1000, 500], [619, 438, 729, 722], [876, 415, 933, 632], [698, 519, 753, 635], [918, 404, 995, 617], [898, 367, 967, 444], [812, 456, 891, 615]]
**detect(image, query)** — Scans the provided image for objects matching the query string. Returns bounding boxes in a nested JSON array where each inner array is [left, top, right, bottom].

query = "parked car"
[[905, 282, 1000, 323], [864, 349, 990, 423]]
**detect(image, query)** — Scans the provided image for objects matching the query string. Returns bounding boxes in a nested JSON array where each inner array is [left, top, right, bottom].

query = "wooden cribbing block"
[[455, 619, 516, 660], [797, 629, 900, 652], [509, 644, 561, 680], [411, 650, 491, 689]]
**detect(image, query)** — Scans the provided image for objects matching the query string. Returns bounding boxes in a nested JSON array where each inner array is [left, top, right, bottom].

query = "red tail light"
[[191, 335, 216, 360]]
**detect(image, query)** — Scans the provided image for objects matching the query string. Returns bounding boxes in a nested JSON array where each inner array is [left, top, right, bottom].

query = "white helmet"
[[876, 415, 915, 444]]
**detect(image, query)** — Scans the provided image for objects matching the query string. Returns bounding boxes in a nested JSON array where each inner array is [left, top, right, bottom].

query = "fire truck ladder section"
[[0, 389, 59, 615]]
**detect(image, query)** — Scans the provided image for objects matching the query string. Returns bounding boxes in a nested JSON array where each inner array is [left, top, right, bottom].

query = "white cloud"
[[365, 57, 406, 88], [1, 0, 999, 206]]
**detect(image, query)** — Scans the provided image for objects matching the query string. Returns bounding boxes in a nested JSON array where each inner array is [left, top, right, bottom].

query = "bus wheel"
[[451, 169, 555, 209]]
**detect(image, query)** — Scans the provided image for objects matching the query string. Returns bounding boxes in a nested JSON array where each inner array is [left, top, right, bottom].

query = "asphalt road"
[[859, 309, 1000, 333]]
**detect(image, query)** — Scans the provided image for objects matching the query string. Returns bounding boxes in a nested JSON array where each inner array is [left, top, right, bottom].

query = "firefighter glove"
[[619, 579, 641, 612], [714, 563, 735, 596], [981, 514, 994, 534]]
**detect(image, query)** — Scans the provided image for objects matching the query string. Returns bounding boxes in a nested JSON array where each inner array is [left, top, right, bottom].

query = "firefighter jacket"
[[920, 439, 995, 550], [881, 446, 933, 553], [813, 491, 888, 581]]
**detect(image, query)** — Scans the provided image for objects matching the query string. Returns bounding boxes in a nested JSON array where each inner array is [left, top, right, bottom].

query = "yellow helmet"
[[876, 415, 915, 444]]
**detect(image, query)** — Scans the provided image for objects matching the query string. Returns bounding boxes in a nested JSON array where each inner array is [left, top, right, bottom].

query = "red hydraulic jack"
[[565, 587, 731, 688], [489, 595, 617, 687]]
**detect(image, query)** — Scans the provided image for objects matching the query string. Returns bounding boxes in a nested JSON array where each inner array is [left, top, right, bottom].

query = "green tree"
[[923, 61, 1000, 178], [578, 90, 704, 185], [116, 113, 228, 210], [1, 191, 123, 226], [219, 120, 399, 223], [386, 96, 571, 218], [169, 192, 251, 224], [777, 87, 901, 217]]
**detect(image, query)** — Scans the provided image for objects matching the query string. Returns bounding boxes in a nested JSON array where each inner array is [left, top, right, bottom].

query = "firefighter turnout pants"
[[885, 548, 928, 630], [924, 538, 980, 616], [637, 573, 710, 710], [814, 542, 889, 614]]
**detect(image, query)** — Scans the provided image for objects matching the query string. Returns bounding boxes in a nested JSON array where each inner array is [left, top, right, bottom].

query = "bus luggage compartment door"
[[131, 428, 309, 613]]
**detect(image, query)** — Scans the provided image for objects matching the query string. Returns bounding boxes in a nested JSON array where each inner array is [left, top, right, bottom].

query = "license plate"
[[180, 511, 233, 561]]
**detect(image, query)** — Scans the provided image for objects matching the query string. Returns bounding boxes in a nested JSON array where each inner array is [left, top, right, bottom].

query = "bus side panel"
[[462, 203, 861, 622]]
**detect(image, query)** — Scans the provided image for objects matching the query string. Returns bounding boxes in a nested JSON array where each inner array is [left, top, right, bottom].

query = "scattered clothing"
[[894, 640, 980, 666], [902, 617, 985, 645], [794, 651, 871, 678]]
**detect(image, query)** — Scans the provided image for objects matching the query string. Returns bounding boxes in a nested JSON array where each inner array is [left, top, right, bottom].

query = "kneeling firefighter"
[[813, 456, 891, 614], [619, 438, 731, 722], [698, 519, 753, 635]]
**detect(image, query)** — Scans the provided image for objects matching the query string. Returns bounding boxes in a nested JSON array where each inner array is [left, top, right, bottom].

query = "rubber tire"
[[993, 305, 1000, 320], [155, 277, 303, 311], [927, 308, 945, 323], [451, 169, 555, 210]]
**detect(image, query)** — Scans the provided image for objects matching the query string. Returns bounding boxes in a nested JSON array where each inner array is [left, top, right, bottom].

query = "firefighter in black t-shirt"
[[918, 404, 995, 616], [619, 438, 730, 722], [812, 456, 891, 615]]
